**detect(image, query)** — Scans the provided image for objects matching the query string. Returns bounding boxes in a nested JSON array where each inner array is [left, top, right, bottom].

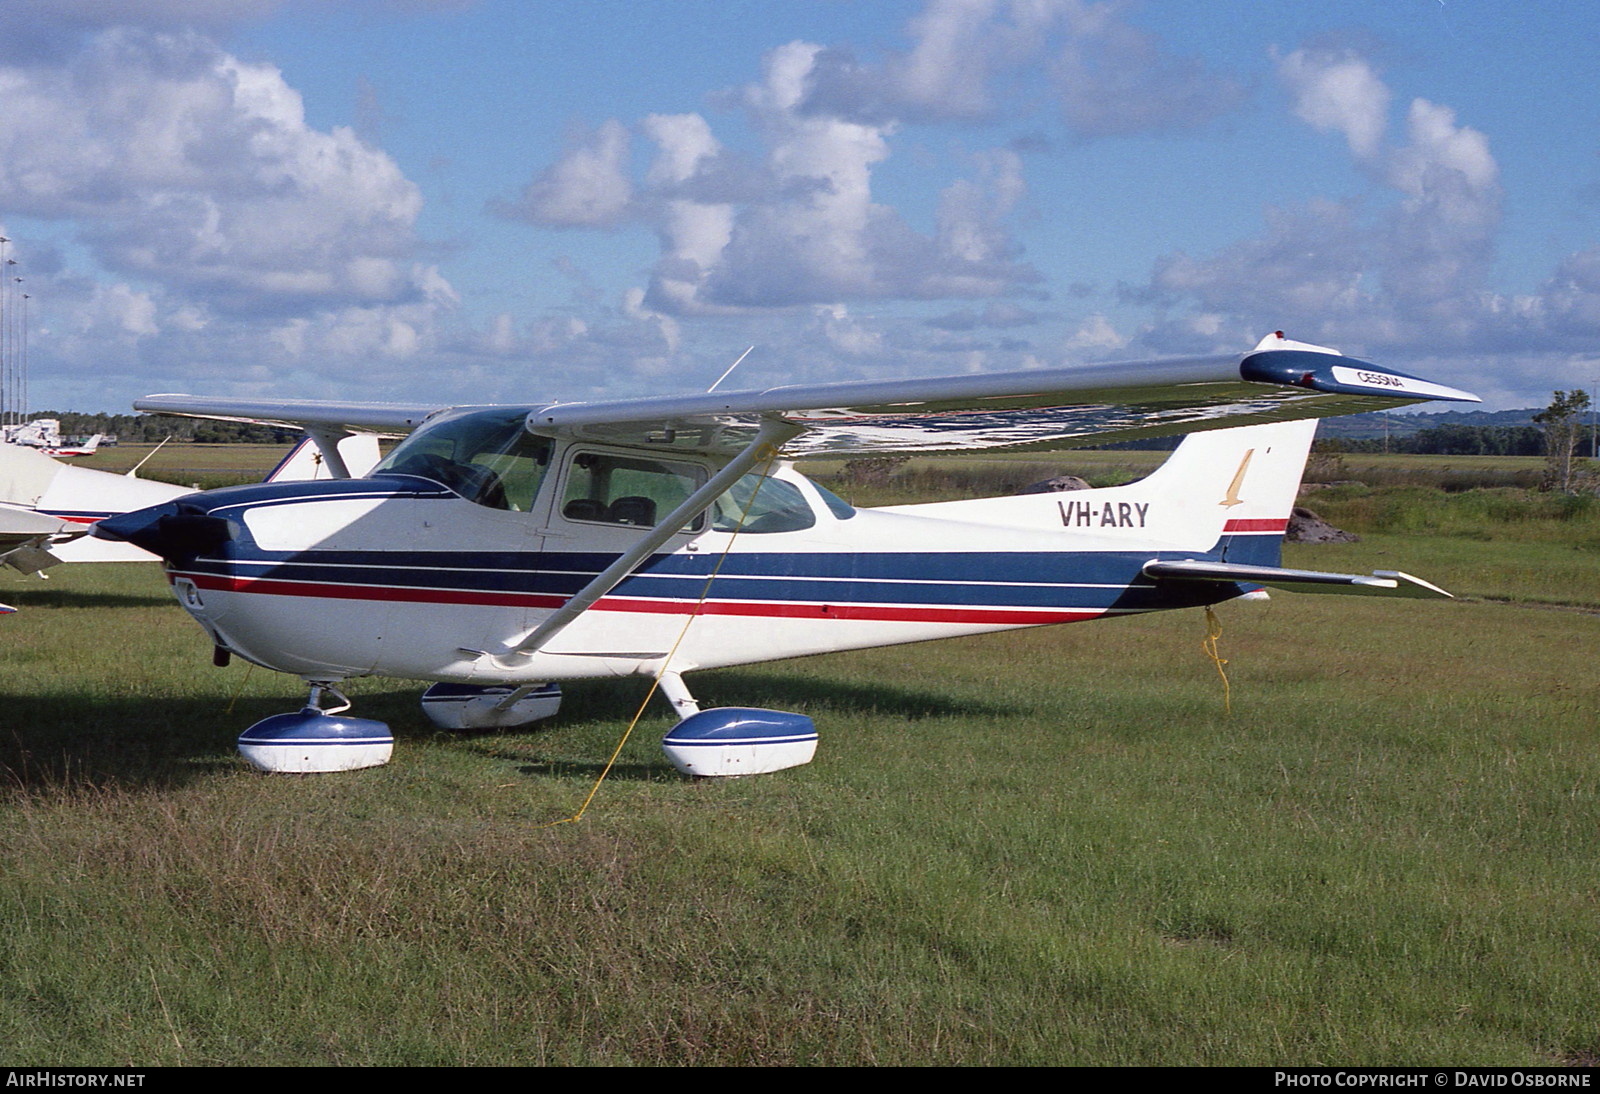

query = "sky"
[[2, 0, 1599, 414]]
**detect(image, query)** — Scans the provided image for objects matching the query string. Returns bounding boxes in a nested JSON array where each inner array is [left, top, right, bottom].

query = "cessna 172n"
[[96, 334, 1478, 775]]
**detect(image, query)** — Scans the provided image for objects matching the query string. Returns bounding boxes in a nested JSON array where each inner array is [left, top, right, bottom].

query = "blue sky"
[[2, 0, 1598, 413]]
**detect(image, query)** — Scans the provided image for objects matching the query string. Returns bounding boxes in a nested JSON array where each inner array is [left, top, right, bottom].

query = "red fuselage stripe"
[[1222, 518, 1288, 532], [179, 572, 1103, 626]]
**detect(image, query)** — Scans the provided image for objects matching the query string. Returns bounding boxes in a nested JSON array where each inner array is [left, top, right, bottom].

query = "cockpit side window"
[[371, 410, 551, 510], [560, 451, 706, 529]]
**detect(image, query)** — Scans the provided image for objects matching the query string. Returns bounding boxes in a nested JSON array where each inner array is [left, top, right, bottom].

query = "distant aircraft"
[[1, 434, 381, 571], [99, 334, 1477, 775], [3, 419, 101, 456], [40, 433, 104, 458], [1, 443, 194, 571]]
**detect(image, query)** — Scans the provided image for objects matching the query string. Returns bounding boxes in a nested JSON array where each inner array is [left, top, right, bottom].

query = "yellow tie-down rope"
[[1201, 604, 1231, 715], [542, 442, 786, 827]]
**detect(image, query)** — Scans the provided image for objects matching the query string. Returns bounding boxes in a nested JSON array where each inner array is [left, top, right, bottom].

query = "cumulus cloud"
[[884, 0, 1010, 120], [0, 20, 472, 407], [0, 29, 438, 314], [1051, 2, 1248, 137], [1531, 247, 1600, 347], [1276, 46, 1391, 160], [0, 1, 471, 65], [1150, 199, 1372, 324], [774, 0, 1046, 126], [0, 0, 284, 61], [1142, 46, 1508, 357], [781, 0, 1240, 134], [1065, 312, 1127, 351], [500, 33, 1045, 316], [496, 0, 1250, 319], [492, 119, 634, 228]]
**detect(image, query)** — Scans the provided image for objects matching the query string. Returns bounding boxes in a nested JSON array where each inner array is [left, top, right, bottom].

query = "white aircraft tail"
[[883, 419, 1319, 562], [265, 434, 383, 482]]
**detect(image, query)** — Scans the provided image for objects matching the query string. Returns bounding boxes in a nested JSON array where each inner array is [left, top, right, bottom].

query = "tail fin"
[[265, 434, 383, 482], [1145, 418, 1318, 565]]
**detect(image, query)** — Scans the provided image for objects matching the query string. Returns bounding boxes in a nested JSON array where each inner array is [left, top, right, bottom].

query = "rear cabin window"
[[811, 481, 858, 520], [371, 409, 551, 511], [561, 452, 706, 529], [711, 474, 816, 533]]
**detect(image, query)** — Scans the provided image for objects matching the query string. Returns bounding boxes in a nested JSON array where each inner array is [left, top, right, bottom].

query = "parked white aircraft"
[[1, 434, 381, 570], [41, 434, 105, 458], [0, 443, 193, 571], [98, 334, 1477, 775]]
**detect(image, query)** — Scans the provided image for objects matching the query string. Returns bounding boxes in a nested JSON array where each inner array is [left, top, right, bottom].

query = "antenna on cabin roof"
[[707, 346, 755, 393]]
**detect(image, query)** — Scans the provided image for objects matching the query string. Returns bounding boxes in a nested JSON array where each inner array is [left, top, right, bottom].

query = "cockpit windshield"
[[372, 408, 550, 510]]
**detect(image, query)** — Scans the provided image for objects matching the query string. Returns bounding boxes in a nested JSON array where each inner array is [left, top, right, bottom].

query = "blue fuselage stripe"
[[177, 481, 1282, 613]]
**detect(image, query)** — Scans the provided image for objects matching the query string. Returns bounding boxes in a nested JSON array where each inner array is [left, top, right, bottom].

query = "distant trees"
[[28, 411, 297, 445], [1318, 425, 1544, 457], [1534, 390, 1594, 494]]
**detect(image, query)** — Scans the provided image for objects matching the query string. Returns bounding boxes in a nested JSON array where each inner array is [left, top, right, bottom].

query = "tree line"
[[1318, 424, 1548, 456], [28, 411, 297, 445]]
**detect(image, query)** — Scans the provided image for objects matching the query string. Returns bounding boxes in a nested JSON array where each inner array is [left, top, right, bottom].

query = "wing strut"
[[304, 426, 354, 479], [482, 416, 804, 674]]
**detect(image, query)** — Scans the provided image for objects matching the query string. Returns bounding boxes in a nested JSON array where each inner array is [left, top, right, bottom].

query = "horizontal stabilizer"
[[1, 543, 63, 574], [1143, 559, 1452, 599], [0, 503, 77, 539]]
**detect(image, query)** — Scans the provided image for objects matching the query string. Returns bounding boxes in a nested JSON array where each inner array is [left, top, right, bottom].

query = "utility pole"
[[8, 271, 20, 431], [20, 292, 27, 427], [0, 236, 9, 431]]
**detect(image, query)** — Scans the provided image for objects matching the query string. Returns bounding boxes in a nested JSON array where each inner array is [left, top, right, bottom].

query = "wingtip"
[[1241, 346, 1480, 405]]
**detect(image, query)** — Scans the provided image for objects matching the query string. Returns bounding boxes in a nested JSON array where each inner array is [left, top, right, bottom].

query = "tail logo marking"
[[1219, 449, 1255, 509]]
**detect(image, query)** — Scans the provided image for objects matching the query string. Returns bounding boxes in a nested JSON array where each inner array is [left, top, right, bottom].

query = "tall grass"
[[1, 467, 1597, 1064], [5, 591, 1597, 1065], [74, 443, 293, 491], [1295, 486, 1600, 608]]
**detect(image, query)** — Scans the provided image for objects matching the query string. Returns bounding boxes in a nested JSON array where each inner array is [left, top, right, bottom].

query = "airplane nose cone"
[[93, 500, 235, 561]]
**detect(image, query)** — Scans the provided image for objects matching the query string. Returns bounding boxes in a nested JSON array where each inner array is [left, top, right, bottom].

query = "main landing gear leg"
[[655, 671, 818, 778], [235, 679, 395, 774], [657, 671, 702, 719]]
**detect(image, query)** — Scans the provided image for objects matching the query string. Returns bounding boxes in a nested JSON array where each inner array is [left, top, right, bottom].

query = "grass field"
[[72, 443, 304, 491], [1, 451, 1598, 1065]]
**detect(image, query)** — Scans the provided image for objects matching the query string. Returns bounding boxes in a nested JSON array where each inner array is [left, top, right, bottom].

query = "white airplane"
[[41, 433, 105, 458], [97, 333, 1478, 776], [0, 434, 381, 571], [0, 442, 195, 571]]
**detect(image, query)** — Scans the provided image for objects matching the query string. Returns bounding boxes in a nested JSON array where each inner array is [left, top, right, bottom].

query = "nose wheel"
[[236, 680, 394, 773]]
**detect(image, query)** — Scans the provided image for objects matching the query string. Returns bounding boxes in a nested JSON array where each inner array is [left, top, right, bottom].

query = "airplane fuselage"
[[125, 421, 1298, 687]]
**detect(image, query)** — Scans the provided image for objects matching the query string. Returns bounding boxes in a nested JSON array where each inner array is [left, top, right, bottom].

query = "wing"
[[530, 333, 1476, 455], [130, 396, 447, 436], [132, 333, 1478, 456]]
